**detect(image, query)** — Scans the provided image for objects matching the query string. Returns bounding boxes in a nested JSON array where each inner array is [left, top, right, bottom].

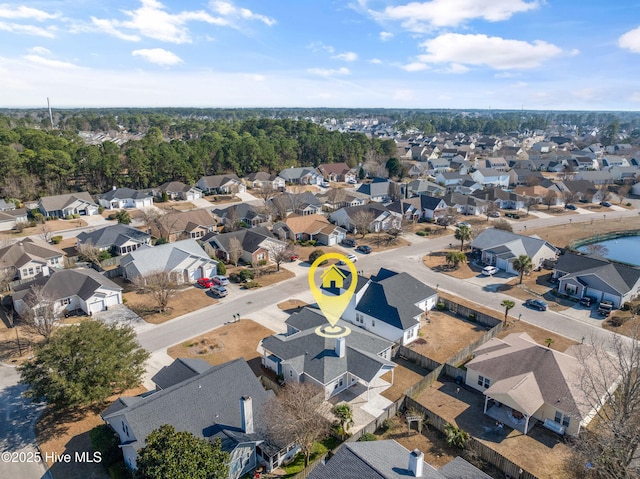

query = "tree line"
[[0, 118, 395, 199]]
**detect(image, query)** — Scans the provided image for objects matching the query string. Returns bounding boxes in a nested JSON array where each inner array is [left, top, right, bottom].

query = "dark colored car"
[[565, 204, 577, 210], [524, 299, 548, 311], [579, 297, 594, 307], [356, 245, 372, 254], [597, 300, 614, 316], [600, 201, 612, 207], [505, 212, 520, 219], [341, 238, 357, 247]]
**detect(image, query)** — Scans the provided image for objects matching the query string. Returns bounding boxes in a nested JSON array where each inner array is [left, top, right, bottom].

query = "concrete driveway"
[[0, 364, 50, 479]]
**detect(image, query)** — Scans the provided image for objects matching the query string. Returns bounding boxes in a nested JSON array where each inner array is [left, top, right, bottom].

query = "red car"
[[197, 277, 214, 288], [289, 254, 300, 262]]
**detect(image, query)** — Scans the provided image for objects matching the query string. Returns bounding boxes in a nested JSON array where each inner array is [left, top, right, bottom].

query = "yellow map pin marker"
[[308, 253, 357, 338]]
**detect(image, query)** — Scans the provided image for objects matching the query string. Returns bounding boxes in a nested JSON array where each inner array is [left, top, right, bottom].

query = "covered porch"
[[482, 372, 542, 435]]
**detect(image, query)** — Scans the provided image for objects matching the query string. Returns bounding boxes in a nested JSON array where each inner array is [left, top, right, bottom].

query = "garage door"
[[89, 300, 105, 314]]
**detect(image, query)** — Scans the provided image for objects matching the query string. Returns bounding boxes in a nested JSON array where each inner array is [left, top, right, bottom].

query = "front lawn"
[[281, 437, 341, 477]]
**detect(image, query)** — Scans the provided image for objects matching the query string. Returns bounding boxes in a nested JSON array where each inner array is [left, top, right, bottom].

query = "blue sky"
[[1, 0, 640, 110]]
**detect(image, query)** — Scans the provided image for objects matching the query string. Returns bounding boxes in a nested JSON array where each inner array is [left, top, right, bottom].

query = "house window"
[[257, 252, 266, 261], [22, 268, 28, 276], [562, 415, 571, 427], [60, 298, 71, 306], [289, 370, 292, 377], [554, 411, 562, 424], [28, 268, 34, 276], [478, 375, 490, 388], [564, 284, 578, 295]]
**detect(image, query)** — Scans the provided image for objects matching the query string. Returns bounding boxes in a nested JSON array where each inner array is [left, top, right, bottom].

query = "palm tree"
[[544, 338, 555, 348], [333, 404, 355, 440], [501, 299, 515, 325], [454, 225, 472, 252], [445, 251, 467, 269], [512, 254, 533, 285], [444, 423, 469, 449]]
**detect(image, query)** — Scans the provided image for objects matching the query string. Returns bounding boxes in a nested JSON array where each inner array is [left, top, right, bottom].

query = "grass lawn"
[[281, 437, 341, 477], [496, 270, 573, 312], [423, 250, 480, 280], [498, 320, 578, 353], [0, 218, 87, 241], [158, 201, 196, 211], [123, 286, 218, 324]]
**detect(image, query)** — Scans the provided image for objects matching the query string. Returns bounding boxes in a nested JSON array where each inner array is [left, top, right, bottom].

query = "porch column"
[[391, 368, 394, 386], [483, 395, 489, 414], [367, 381, 370, 402], [524, 415, 530, 434]]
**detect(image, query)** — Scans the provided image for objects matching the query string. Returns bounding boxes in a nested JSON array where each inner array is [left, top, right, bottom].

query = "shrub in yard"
[[243, 281, 261, 289], [308, 249, 326, 265], [229, 272, 241, 283], [239, 269, 255, 282], [358, 433, 377, 441], [50, 235, 63, 244], [436, 302, 446, 311], [258, 260, 267, 267], [626, 202, 632, 207], [216, 260, 227, 275], [424, 227, 432, 233], [416, 230, 428, 237], [90, 424, 122, 469], [108, 462, 133, 479]]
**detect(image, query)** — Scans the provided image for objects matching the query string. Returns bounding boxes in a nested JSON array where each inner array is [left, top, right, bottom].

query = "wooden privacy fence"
[[405, 397, 540, 479]]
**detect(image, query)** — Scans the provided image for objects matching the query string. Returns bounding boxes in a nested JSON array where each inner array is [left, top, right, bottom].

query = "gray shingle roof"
[[356, 269, 436, 331], [357, 178, 391, 198], [307, 440, 445, 479], [209, 227, 279, 254], [151, 358, 212, 390], [77, 224, 150, 249], [102, 358, 273, 453], [438, 456, 493, 479], [263, 308, 394, 385], [198, 174, 241, 189], [39, 191, 97, 212], [470, 229, 558, 259], [0, 238, 62, 270], [120, 238, 214, 277], [98, 188, 153, 201]]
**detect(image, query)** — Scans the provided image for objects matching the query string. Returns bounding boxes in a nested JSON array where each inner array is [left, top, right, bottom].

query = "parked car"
[[488, 211, 500, 218], [320, 181, 330, 188], [455, 222, 471, 228], [579, 296, 594, 307], [524, 298, 548, 311], [355, 245, 372, 254], [597, 300, 614, 316], [212, 275, 230, 286], [481, 265, 499, 276], [347, 178, 358, 184], [210, 285, 228, 297], [338, 253, 358, 265], [341, 238, 357, 247], [565, 204, 577, 210], [600, 201, 612, 207], [288, 253, 300, 262], [505, 212, 520, 219], [197, 277, 214, 288]]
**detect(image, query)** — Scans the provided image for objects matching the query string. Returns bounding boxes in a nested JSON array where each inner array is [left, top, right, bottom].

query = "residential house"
[[120, 239, 217, 283], [307, 440, 491, 479], [261, 307, 396, 399], [405, 179, 445, 197], [102, 358, 283, 478], [571, 156, 598, 171], [152, 181, 202, 201], [608, 166, 639, 183], [269, 192, 323, 217], [12, 267, 122, 316], [356, 178, 397, 203], [272, 214, 346, 246], [513, 185, 562, 207], [149, 209, 217, 242], [0, 199, 15, 210], [38, 191, 99, 217], [441, 193, 486, 216], [316, 188, 368, 211], [0, 208, 28, 231], [278, 167, 323, 185], [471, 169, 510, 188], [387, 195, 447, 221], [573, 170, 614, 185], [484, 157, 508, 171], [98, 187, 154, 210], [561, 180, 605, 203], [76, 224, 151, 256], [316, 162, 356, 182], [244, 172, 286, 191], [466, 332, 618, 436], [339, 267, 438, 346], [508, 169, 545, 187], [427, 158, 450, 175], [470, 229, 559, 274], [204, 227, 285, 265], [553, 253, 640, 309], [601, 155, 630, 168], [472, 188, 527, 210], [0, 238, 64, 280], [212, 203, 271, 228], [329, 203, 402, 234], [196, 174, 246, 195], [435, 172, 470, 187]]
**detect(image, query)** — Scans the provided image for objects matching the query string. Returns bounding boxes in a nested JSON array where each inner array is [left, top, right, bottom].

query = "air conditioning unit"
[[543, 418, 566, 435]]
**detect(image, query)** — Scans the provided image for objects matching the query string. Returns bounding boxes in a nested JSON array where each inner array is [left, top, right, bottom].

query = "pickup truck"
[[597, 300, 614, 316]]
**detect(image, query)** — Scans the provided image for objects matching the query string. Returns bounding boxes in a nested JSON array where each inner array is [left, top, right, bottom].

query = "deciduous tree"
[[20, 285, 61, 340], [228, 237, 243, 267], [133, 271, 179, 313], [351, 209, 376, 238], [18, 320, 149, 408]]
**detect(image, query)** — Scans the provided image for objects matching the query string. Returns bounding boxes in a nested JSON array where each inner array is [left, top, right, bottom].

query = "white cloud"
[[372, 0, 539, 32], [307, 67, 350, 77], [23, 54, 79, 69], [444, 63, 468, 73], [369, 58, 382, 64], [511, 81, 528, 88], [308, 42, 335, 54], [91, 0, 230, 44], [619, 27, 640, 53], [332, 51, 358, 62], [0, 4, 59, 21], [392, 89, 416, 101], [402, 62, 428, 72], [379, 31, 393, 41], [0, 21, 56, 37], [28, 46, 51, 55], [210, 1, 275, 26], [132, 48, 183, 66], [417, 33, 563, 70]]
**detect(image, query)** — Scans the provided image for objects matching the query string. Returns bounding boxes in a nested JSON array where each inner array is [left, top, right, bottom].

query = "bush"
[[243, 281, 261, 289], [308, 249, 326, 265], [90, 424, 122, 469], [216, 260, 227, 275], [98, 250, 112, 261], [416, 230, 428, 237], [358, 432, 378, 441], [258, 260, 267, 267], [229, 272, 241, 283], [239, 269, 255, 282], [298, 239, 317, 247], [155, 237, 168, 245], [108, 462, 133, 479], [436, 302, 446, 311], [50, 235, 63, 244], [64, 214, 74, 220]]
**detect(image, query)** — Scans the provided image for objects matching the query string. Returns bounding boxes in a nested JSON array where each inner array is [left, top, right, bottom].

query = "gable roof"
[[278, 167, 319, 181], [98, 187, 153, 201], [197, 174, 241, 189], [151, 358, 212, 390], [209, 227, 280, 254], [317, 162, 352, 176], [0, 238, 62, 270], [158, 181, 196, 193], [12, 267, 121, 303], [212, 203, 266, 222], [39, 191, 96, 211], [284, 214, 333, 235], [151, 209, 216, 236], [263, 307, 394, 385], [102, 359, 273, 453], [120, 238, 213, 277], [557, 254, 640, 296], [77, 224, 150, 249], [356, 269, 437, 331], [357, 178, 391, 198], [470, 229, 558, 259]]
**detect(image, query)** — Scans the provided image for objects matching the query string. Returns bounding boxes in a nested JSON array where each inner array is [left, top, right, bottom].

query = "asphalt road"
[[0, 364, 50, 479]]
